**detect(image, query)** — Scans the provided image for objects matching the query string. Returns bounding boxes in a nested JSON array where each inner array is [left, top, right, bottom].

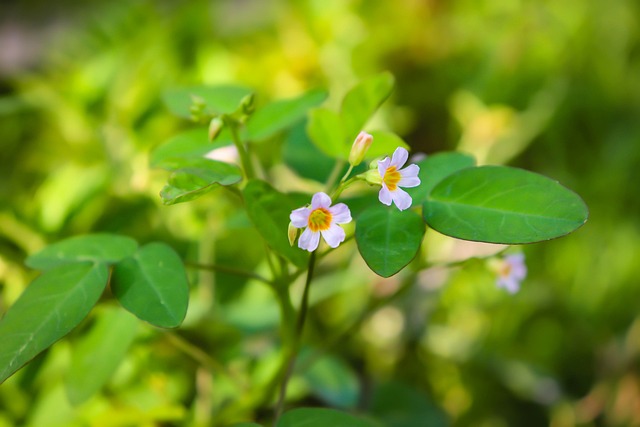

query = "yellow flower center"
[[383, 166, 402, 191], [308, 208, 332, 232], [499, 262, 512, 278]]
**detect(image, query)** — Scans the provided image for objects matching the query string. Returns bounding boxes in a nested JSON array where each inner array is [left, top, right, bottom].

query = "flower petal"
[[321, 223, 346, 248], [497, 277, 520, 294], [298, 228, 320, 252], [399, 163, 420, 178], [378, 185, 393, 206], [311, 192, 332, 209], [390, 147, 409, 168], [390, 187, 413, 211], [290, 207, 310, 228], [377, 156, 391, 178], [329, 203, 352, 224]]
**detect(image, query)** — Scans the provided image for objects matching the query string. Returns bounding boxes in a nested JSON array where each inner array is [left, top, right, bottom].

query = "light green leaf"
[[366, 130, 410, 159], [66, 308, 138, 405], [301, 352, 359, 408], [26, 234, 138, 271], [423, 166, 589, 244], [341, 72, 395, 141], [160, 158, 242, 205], [150, 128, 233, 170], [246, 89, 328, 141], [111, 243, 189, 328], [243, 180, 309, 268], [406, 151, 476, 204], [356, 206, 425, 278], [306, 108, 347, 158], [0, 263, 109, 384], [277, 408, 380, 427], [162, 85, 253, 119]]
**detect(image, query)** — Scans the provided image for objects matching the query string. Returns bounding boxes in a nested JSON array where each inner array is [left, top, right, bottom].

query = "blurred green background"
[[1, 0, 639, 426]]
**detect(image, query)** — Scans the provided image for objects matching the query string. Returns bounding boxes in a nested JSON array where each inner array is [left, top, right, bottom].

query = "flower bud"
[[288, 222, 298, 246], [208, 117, 224, 141], [363, 168, 382, 185], [348, 131, 373, 166]]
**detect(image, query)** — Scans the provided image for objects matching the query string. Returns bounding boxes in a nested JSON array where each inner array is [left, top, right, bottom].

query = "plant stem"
[[226, 118, 255, 180], [324, 160, 345, 193]]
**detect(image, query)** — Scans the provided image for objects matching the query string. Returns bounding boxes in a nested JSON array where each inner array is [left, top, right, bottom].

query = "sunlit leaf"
[[150, 128, 233, 170], [277, 408, 380, 427], [406, 151, 476, 204], [306, 108, 346, 159], [243, 180, 309, 268], [301, 352, 359, 408], [0, 263, 109, 384], [66, 307, 138, 405], [111, 243, 189, 328], [356, 205, 425, 277], [246, 89, 328, 141], [162, 85, 253, 119], [423, 166, 589, 243], [26, 234, 138, 271], [341, 72, 395, 141], [160, 158, 242, 205]]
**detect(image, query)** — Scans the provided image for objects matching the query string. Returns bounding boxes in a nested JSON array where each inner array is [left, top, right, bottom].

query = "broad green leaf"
[[0, 263, 108, 384], [306, 108, 346, 158], [246, 89, 328, 141], [356, 206, 425, 277], [423, 166, 589, 244], [66, 308, 138, 405], [277, 408, 380, 427], [162, 85, 253, 119], [243, 180, 309, 268], [26, 234, 138, 271], [369, 381, 448, 427], [406, 151, 476, 204], [160, 158, 242, 205], [366, 130, 410, 159], [111, 243, 189, 328], [341, 72, 395, 141], [301, 352, 359, 408], [150, 128, 233, 170]]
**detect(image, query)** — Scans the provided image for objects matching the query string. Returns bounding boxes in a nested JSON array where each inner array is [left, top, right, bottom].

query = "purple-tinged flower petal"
[[298, 228, 320, 252], [390, 187, 413, 211], [399, 163, 420, 178], [497, 277, 520, 294], [329, 203, 351, 224], [311, 192, 332, 209], [390, 147, 409, 168], [321, 223, 346, 248], [378, 156, 391, 178], [378, 185, 393, 206], [290, 207, 310, 228]]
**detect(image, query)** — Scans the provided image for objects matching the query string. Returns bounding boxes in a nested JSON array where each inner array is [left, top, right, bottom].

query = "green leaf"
[[0, 263, 108, 384], [246, 89, 328, 141], [111, 243, 189, 328], [369, 381, 448, 427], [306, 108, 347, 159], [406, 152, 476, 204], [283, 121, 340, 183], [150, 128, 233, 170], [356, 206, 425, 277], [366, 130, 410, 159], [277, 408, 380, 427], [301, 352, 359, 408], [423, 166, 589, 244], [162, 85, 253, 119], [228, 424, 262, 427], [66, 308, 138, 405], [160, 158, 242, 205], [243, 180, 309, 268], [341, 72, 395, 141], [26, 234, 138, 271]]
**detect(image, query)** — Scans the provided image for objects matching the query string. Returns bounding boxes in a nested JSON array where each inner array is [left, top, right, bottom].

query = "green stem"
[[325, 160, 345, 193], [226, 118, 255, 180]]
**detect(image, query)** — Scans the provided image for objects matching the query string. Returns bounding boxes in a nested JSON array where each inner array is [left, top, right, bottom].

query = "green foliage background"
[[1, 0, 639, 426]]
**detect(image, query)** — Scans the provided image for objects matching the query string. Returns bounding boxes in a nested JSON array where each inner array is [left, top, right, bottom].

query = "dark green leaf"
[[111, 243, 189, 328], [246, 89, 328, 141], [406, 152, 476, 204], [228, 424, 262, 427], [163, 85, 253, 119], [283, 122, 341, 183], [150, 128, 234, 170], [356, 205, 425, 277], [301, 352, 359, 408], [369, 381, 449, 427], [306, 108, 346, 159], [160, 158, 242, 205], [423, 166, 589, 244], [243, 180, 309, 268], [26, 234, 138, 271], [277, 408, 380, 427], [0, 263, 108, 384], [66, 307, 138, 405], [341, 72, 395, 141]]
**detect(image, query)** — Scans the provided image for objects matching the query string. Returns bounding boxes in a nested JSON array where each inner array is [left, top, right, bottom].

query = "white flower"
[[289, 192, 352, 252], [491, 253, 527, 293], [376, 147, 421, 210]]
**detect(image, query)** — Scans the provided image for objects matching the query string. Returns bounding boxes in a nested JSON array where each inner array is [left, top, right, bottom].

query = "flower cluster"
[[289, 133, 422, 251]]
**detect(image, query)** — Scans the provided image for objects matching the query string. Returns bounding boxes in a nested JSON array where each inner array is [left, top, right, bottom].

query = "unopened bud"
[[240, 93, 255, 115], [288, 222, 298, 246], [348, 131, 373, 166], [208, 117, 224, 141]]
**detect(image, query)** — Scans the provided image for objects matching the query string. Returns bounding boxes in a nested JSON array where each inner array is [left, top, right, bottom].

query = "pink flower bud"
[[348, 131, 373, 166]]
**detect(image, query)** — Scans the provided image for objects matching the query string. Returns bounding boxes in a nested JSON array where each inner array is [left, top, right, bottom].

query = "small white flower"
[[376, 147, 421, 210], [492, 253, 527, 293], [290, 192, 352, 252]]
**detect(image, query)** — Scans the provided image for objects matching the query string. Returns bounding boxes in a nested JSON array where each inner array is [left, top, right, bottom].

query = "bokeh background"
[[1, 0, 639, 426]]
